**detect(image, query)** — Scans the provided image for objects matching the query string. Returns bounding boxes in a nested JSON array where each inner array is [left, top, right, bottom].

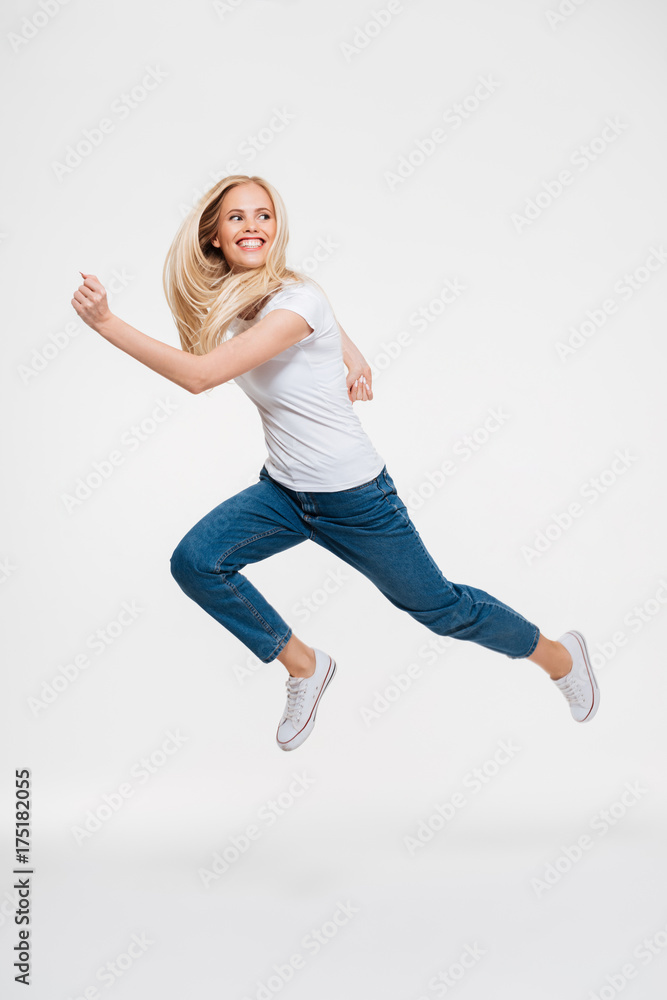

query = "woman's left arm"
[[336, 318, 373, 402]]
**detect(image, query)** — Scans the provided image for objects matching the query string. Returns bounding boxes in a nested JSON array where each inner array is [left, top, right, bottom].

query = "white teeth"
[[238, 240, 263, 248]]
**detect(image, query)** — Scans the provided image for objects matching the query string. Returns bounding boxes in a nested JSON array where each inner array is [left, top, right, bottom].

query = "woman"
[[71, 173, 600, 751]]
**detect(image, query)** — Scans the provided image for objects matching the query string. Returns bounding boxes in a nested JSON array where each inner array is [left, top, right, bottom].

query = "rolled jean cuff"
[[262, 627, 293, 663], [506, 625, 540, 660]]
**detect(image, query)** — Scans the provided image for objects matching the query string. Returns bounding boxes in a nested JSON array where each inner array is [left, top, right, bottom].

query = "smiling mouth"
[[237, 239, 265, 250]]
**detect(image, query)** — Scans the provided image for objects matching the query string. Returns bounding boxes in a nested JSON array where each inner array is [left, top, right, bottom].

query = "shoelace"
[[284, 676, 307, 723], [556, 674, 584, 705]]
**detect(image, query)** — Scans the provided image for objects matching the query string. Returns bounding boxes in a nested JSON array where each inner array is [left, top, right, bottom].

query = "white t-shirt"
[[227, 278, 386, 491]]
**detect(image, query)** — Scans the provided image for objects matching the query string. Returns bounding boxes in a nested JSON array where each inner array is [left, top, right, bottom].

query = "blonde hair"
[[163, 174, 318, 356]]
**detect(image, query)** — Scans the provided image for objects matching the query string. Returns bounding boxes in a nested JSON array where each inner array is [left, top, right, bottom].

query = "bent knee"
[[170, 534, 233, 586], [170, 537, 197, 584]]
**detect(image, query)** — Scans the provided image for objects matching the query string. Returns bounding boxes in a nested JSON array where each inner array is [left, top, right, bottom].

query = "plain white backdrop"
[[2, 0, 666, 997]]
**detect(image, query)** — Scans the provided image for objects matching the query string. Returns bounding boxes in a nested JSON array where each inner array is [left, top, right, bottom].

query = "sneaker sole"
[[277, 656, 337, 751], [568, 629, 600, 722]]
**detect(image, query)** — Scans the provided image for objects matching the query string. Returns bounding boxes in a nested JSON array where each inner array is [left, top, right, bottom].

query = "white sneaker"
[[552, 630, 600, 722], [276, 649, 336, 751]]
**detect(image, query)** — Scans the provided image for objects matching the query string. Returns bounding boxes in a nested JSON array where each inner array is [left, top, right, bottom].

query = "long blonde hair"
[[162, 174, 311, 356]]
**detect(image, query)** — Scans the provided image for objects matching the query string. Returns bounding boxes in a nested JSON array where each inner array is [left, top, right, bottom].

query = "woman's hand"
[[345, 359, 374, 404], [71, 272, 113, 332], [337, 320, 374, 403]]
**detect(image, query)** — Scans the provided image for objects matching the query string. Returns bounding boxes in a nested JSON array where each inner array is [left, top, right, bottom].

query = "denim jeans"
[[169, 463, 540, 663]]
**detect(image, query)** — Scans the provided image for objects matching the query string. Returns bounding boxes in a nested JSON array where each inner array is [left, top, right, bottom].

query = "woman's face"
[[212, 183, 277, 273]]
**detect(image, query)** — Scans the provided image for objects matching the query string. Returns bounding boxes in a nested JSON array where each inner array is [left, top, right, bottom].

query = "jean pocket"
[[334, 468, 386, 494]]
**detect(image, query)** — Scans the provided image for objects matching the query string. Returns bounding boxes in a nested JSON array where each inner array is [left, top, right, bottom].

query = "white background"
[[2, 0, 666, 997]]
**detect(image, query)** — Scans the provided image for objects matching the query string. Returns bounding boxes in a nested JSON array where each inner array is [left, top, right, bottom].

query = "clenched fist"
[[71, 272, 112, 331]]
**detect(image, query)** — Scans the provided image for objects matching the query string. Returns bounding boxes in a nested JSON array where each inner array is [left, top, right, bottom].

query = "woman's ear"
[[211, 236, 220, 248]]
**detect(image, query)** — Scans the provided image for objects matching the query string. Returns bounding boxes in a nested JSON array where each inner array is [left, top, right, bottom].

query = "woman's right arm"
[[72, 273, 203, 392], [72, 273, 314, 393]]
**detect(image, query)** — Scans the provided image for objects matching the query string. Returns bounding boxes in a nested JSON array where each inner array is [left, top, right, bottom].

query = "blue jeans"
[[169, 464, 540, 663]]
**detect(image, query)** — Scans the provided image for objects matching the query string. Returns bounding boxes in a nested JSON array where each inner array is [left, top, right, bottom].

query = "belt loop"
[[380, 465, 391, 497]]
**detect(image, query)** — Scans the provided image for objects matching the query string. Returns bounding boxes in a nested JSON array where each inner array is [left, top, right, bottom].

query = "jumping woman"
[[71, 173, 600, 751]]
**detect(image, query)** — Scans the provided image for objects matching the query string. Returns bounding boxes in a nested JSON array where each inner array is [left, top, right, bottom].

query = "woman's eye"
[[230, 214, 271, 221]]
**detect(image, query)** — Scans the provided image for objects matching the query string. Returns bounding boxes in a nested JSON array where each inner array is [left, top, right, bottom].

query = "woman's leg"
[[304, 466, 543, 661], [169, 470, 310, 663], [277, 630, 573, 679], [526, 634, 573, 678], [275, 633, 317, 676]]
